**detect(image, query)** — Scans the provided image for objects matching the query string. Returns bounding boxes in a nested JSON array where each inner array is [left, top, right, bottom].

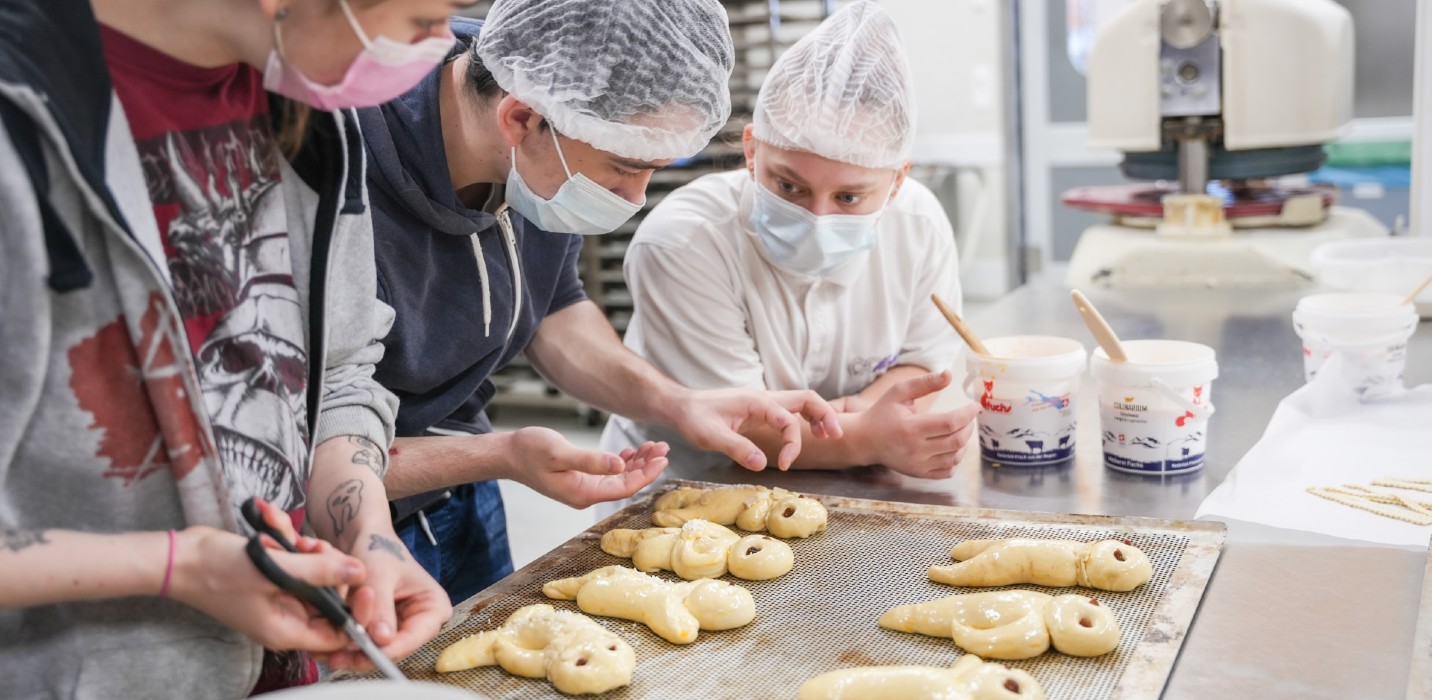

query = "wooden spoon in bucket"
[[930, 294, 992, 357], [1401, 269, 1432, 306], [1071, 289, 1129, 363]]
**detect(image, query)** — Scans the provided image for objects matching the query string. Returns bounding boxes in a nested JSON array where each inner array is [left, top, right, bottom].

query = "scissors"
[[241, 497, 410, 682]]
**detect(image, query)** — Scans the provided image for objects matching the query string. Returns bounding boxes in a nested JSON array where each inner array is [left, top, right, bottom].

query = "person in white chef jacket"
[[600, 0, 980, 479]]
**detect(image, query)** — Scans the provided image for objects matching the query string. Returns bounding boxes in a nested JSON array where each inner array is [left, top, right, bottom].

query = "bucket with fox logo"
[[963, 336, 1087, 466], [1090, 340, 1218, 474]]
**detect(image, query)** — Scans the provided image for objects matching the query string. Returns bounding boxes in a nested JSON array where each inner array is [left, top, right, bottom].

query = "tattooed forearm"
[[2, 528, 50, 553], [367, 534, 408, 562], [326, 479, 365, 539], [347, 435, 382, 477]]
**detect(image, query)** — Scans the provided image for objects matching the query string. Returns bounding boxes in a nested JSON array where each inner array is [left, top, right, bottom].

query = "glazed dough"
[[928, 538, 1153, 592], [435, 604, 635, 695], [542, 565, 755, 644], [652, 485, 828, 538], [600, 519, 795, 581], [879, 591, 1119, 660], [798, 654, 1046, 700]]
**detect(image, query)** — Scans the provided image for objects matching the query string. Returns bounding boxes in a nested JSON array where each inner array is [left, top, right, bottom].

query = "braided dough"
[[435, 604, 634, 695], [928, 539, 1153, 592], [601, 519, 795, 581], [798, 654, 1047, 700], [542, 565, 755, 644], [652, 485, 828, 538], [879, 591, 1119, 660]]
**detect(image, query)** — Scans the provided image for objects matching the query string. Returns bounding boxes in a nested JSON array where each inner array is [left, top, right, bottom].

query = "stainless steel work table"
[[659, 274, 1432, 699]]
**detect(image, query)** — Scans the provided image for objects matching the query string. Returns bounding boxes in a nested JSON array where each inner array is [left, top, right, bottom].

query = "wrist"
[[649, 383, 695, 430], [842, 411, 879, 466], [167, 526, 218, 607]]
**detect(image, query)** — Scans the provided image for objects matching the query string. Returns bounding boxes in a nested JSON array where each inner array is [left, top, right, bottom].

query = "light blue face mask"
[[505, 127, 645, 236], [749, 175, 894, 276]]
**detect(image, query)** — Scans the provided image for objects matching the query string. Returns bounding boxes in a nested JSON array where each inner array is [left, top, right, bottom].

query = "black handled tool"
[[241, 498, 409, 682]]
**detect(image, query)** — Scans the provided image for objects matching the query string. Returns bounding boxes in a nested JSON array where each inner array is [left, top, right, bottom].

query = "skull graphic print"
[[137, 117, 310, 512]]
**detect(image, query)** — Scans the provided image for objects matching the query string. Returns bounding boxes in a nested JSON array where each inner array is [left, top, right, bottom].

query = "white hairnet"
[[753, 1, 916, 169], [475, 0, 735, 161]]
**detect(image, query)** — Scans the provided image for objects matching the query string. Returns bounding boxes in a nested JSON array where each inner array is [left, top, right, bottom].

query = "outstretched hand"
[[506, 427, 669, 509], [674, 387, 843, 471]]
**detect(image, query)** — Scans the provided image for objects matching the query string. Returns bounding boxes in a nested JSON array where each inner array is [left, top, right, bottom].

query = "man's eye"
[[777, 181, 799, 194], [837, 194, 862, 206]]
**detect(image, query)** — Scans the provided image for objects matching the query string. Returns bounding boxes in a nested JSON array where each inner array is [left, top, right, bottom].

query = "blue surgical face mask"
[[505, 127, 645, 235], [749, 172, 894, 276]]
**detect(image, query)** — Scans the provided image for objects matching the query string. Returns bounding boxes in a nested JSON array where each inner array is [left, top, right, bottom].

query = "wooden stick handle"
[[1401, 269, 1432, 306], [1071, 289, 1129, 363], [930, 294, 991, 356]]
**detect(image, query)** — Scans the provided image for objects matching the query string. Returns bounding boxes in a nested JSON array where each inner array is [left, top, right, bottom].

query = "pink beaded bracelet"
[[158, 529, 176, 598]]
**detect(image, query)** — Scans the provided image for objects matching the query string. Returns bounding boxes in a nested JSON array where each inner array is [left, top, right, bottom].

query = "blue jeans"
[[395, 480, 514, 604]]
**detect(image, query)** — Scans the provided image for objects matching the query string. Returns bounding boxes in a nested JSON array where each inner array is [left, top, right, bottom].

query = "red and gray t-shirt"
[[100, 26, 311, 517]]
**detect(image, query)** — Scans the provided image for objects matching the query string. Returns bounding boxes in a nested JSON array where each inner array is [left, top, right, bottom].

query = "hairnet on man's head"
[[753, 0, 916, 169], [475, 0, 735, 161]]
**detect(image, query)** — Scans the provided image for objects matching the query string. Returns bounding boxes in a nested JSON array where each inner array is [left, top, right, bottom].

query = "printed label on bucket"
[[977, 380, 1077, 465], [1099, 385, 1209, 474]]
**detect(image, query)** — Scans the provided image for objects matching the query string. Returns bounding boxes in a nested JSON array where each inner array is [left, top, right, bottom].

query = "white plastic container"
[[1310, 238, 1432, 317], [1292, 292, 1418, 397], [1090, 340, 1218, 475], [964, 336, 1088, 466]]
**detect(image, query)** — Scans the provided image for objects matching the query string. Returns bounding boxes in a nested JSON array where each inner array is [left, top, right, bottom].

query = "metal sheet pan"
[[344, 480, 1225, 699]]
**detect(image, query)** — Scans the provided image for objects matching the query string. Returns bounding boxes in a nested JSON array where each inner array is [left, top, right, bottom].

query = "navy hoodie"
[[359, 18, 586, 440]]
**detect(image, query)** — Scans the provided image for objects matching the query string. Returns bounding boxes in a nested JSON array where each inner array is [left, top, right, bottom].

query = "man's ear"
[[742, 123, 757, 179], [494, 95, 543, 149], [890, 161, 912, 199]]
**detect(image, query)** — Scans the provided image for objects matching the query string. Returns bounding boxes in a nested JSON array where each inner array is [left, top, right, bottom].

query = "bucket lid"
[[1294, 292, 1416, 321], [1090, 339, 1219, 388], [967, 336, 1088, 382]]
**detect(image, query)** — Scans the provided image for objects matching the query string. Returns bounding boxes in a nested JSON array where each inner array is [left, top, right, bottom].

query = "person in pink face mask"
[[0, 0, 469, 695]]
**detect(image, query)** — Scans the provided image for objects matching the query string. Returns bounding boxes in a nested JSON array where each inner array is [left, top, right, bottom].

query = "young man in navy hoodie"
[[359, 1, 845, 603]]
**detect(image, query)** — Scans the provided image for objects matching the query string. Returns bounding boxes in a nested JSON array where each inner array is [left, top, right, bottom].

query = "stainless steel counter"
[[667, 275, 1432, 519], [661, 273, 1432, 699]]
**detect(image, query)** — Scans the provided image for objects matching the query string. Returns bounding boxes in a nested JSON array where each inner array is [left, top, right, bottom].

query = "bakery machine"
[[1065, 0, 1386, 288]]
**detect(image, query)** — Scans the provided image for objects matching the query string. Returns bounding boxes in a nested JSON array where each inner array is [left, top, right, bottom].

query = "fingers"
[[911, 403, 981, 439], [254, 498, 300, 543], [882, 371, 954, 406], [267, 548, 366, 590], [378, 577, 452, 664], [771, 389, 843, 441]]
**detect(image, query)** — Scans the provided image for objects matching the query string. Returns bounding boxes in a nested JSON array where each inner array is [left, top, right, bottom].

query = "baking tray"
[[347, 480, 1226, 699]]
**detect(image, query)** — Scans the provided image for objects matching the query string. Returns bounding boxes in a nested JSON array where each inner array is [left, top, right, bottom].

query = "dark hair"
[[462, 42, 548, 130], [463, 42, 504, 98], [275, 100, 312, 160]]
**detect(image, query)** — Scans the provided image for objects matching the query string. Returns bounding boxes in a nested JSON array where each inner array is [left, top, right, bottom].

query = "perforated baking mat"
[[343, 480, 1225, 699]]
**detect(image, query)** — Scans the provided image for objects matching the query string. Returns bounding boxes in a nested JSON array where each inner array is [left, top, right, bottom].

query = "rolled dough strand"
[[1371, 479, 1432, 495], [1307, 487, 1432, 526]]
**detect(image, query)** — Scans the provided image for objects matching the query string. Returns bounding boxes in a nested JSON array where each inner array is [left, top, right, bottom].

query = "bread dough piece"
[[727, 534, 794, 580], [652, 485, 828, 538], [879, 591, 1119, 660], [798, 654, 1047, 700], [928, 538, 1153, 592], [600, 520, 795, 581], [435, 604, 635, 695], [543, 565, 755, 644]]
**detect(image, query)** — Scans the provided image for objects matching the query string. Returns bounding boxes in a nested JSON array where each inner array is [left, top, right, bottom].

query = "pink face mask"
[[264, 0, 453, 111]]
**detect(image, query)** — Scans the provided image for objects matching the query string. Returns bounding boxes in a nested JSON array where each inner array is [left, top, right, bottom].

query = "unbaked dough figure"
[[879, 590, 1119, 660], [798, 654, 1047, 700], [652, 485, 828, 538], [601, 519, 795, 580], [929, 538, 1152, 592], [543, 565, 756, 644], [435, 604, 635, 695]]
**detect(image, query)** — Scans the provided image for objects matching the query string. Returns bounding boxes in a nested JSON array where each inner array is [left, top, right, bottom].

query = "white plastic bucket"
[[1090, 340, 1218, 475], [1292, 292, 1417, 397], [964, 336, 1088, 466]]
